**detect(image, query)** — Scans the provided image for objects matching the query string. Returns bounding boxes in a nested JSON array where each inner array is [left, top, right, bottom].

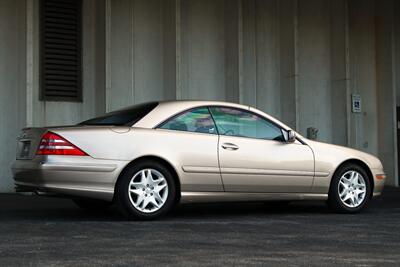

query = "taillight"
[[36, 132, 88, 156]]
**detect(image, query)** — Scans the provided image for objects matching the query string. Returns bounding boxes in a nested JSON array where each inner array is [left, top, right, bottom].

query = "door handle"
[[221, 143, 239, 151]]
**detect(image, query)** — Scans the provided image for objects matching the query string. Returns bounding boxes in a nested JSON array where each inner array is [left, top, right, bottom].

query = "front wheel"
[[115, 160, 176, 220], [328, 164, 372, 213]]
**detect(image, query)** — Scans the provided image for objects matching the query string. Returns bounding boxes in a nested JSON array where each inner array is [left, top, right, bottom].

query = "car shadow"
[[0, 195, 332, 222], [1, 190, 396, 222], [170, 201, 330, 218]]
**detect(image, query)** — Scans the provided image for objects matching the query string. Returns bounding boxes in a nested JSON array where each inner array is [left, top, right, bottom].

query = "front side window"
[[159, 107, 217, 134], [209, 107, 284, 141]]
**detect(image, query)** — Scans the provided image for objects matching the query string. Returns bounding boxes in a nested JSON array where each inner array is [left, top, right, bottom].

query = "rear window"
[[79, 102, 158, 126]]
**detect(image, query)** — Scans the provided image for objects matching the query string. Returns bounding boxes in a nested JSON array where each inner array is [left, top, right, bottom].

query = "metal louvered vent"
[[40, 0, 82, 102]]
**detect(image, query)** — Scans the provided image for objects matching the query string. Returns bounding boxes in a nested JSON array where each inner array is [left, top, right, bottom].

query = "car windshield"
[[79, 102, 158, 126]]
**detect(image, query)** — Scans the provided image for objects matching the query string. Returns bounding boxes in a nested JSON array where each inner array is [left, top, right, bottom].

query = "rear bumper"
[[12, 155, 129, 201]]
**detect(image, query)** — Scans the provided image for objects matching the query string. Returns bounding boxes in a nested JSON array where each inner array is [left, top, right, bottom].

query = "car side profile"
[[12, 100, 386, 219]]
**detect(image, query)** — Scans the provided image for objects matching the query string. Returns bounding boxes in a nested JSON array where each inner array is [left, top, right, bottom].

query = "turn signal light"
[[375, 174, 386, 180], [36, 132, 87, 156]]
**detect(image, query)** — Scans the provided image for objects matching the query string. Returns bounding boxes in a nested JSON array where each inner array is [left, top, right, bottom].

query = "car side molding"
[[180, 192, 328, 203]]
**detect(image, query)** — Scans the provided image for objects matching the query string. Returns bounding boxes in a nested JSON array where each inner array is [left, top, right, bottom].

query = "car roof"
[[135, 100, 249, 128], [134, 100, 294, 132], [157, 100, 250, 109]]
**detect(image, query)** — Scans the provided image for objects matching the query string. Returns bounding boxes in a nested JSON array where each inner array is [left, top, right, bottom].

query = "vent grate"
[[40, 0, 82, 102]]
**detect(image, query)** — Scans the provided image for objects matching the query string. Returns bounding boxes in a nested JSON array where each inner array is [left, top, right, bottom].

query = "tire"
[[115, 160, 176, 220], [328, 164, 372, 213], [73, 198, 112, 211]]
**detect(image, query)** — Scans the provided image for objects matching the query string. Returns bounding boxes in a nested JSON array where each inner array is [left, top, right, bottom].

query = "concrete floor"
[[0, 188, 400, 266]]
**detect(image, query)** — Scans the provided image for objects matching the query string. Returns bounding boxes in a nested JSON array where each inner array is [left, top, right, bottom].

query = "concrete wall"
[[376, 0, 398, 188], [396, 0, 400, 106], [348, 0, 378, 155], [329, 0, 348, 146], [181, 0, 225, 100], [0, 0, 26, 191], [26, 0, 106, 126], [0, 0, 399, 191], [0, 0, 106, 192], [297, 0, 332, 141], [105, 0, 399, 185], [106, 0, 177, 112]]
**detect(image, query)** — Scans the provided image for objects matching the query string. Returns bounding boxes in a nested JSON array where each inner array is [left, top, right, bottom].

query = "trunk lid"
[[16, 127, 47, 160]]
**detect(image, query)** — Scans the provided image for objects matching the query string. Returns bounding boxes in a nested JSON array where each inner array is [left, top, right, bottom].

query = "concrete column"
[[26, 0, 40, 126], [395, 0, 400, 185], [106, 0, 177, 110], [0, 0, 26, 191], [224, 0, 240, 103], [254, 0, 281, 117], [375, 0, 397, 186], [106, 0, 135, 111], [330, 0, 349, 146], [133, 0, 169, 102], [175, 0, 182, 100], [180, 0, 226, 100], [82, 0, 106, 119], [163, 0, 178, 100], [396, 0, 400, 106], [279, 0, 297, 129], [241, 0, 257, 107], [348, 0, 378, 155], [241, 0, 297, 127], [297, 0, 332, 142], [26, 0, 48, 126]]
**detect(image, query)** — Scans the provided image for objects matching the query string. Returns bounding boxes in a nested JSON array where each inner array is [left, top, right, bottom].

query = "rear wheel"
[[328, 164, 371, 213], [116, 160, 176, 220]]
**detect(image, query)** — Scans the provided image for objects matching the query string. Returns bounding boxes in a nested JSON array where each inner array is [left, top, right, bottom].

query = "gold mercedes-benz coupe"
[[12, 100, 385, 219]]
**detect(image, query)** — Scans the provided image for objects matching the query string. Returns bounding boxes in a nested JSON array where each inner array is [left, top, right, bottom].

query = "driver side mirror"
[[285, 130, 296, 143]]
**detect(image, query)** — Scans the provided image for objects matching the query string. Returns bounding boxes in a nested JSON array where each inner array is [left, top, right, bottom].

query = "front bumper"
[[12, 155, 129, 201], [371, 167, 386, 197]]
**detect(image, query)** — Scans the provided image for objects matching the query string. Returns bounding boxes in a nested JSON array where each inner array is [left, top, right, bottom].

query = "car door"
[[157, 107, 223, 192], [209, 106, 314, 193]]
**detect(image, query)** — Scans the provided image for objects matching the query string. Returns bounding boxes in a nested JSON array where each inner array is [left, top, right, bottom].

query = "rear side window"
[[80, 102, 158, 126], [159, 107, 217, 134]]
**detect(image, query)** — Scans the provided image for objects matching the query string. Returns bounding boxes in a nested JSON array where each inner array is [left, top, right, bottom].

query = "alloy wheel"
[[338, 170, 367, 208], [128, 168, 169, 213]]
